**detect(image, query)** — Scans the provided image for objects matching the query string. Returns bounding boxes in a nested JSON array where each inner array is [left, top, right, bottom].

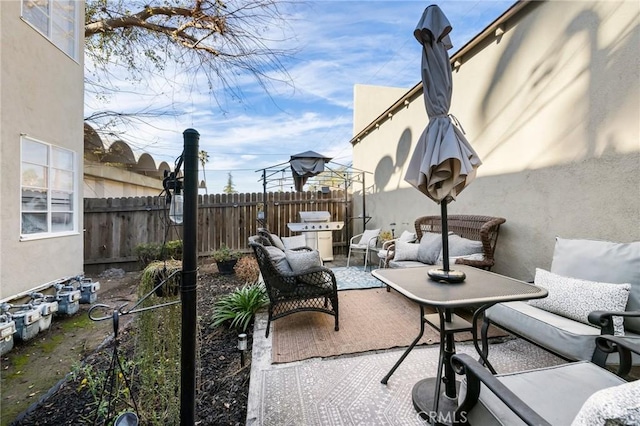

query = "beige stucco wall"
[[84, 162, 164, 198], [352, 0, 640, 281], [353, 84, 408, 134], [0, 1, 85, 299]]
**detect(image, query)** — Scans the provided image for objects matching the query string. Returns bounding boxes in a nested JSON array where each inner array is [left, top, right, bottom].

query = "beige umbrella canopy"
[[404, 5, 482, 282], [405, 5, 481, 203]]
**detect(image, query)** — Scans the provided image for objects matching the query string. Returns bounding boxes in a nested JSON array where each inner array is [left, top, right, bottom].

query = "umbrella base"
[[428, 268, 466, 283]]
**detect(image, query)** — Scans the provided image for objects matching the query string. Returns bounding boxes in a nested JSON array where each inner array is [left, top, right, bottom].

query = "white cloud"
[[85, 0, 514, 193]]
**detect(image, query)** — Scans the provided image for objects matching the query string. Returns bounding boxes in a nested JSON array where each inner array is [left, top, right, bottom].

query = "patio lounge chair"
[[451, 335, 640, 425], [347, 228, 380, 270], [248, 235, 339, 338]]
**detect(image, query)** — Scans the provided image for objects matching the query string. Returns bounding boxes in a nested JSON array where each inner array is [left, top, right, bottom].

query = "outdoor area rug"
[[331, 266, 385, 290], [255, 339, 567, 426], [271, 288, 507, 363]]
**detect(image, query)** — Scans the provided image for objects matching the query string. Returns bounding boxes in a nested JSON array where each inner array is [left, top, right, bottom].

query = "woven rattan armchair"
[[248, 235, 339, 338], [412, 215, 506, 270], [257, 228, 279, 247]]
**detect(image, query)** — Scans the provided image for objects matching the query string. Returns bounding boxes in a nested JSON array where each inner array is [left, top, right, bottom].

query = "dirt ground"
[[1, 261, 250, 425]]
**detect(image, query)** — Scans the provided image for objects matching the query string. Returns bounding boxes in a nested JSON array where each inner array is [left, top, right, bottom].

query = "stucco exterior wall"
[[352, 0, 640, 281], [353, 84, 408, 134], [1, 1, 85, 298], [84, 162, 164, 198]]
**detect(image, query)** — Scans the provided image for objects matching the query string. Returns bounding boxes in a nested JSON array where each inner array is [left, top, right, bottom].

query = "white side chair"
[[346, 228, 380, 270]]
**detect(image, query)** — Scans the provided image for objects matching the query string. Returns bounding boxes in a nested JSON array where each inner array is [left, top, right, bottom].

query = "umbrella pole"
[[427, 199, 466, 283], [441, 201, 450, 272]]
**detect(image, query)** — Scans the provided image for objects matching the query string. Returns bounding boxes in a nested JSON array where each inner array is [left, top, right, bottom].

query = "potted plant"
[[212, 244, 243, 275], [379, 230, 394, 243]]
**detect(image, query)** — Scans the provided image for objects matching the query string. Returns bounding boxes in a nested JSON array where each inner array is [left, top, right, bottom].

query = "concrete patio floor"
[[245, 255, 568, 425]]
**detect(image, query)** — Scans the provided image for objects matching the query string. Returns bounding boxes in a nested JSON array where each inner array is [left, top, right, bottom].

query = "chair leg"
[[364, 248, 369, 270], [265, 310, 273, 338], [479, 316, 496, 373], [333, 296, 339, 331], [347, 248, 352, 267]]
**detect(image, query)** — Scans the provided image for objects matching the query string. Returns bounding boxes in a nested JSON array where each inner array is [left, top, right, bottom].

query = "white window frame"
[[21, 0, 81, 61], [20, 136, 78, 241]]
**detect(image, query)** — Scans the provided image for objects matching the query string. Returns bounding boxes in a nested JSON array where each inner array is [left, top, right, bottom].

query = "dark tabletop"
[[372, 265, 547, 308]]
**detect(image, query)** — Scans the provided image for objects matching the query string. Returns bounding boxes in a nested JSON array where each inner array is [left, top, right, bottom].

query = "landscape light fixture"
[[238, 333, 248, 367], [169, 189, 184, 224], [163, 158, 184, 224]]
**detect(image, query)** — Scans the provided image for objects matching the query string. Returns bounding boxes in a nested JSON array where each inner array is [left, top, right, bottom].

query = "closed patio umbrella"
[[404, 4, 481, 283]]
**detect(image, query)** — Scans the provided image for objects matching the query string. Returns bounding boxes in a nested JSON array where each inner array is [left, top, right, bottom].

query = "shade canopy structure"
[[256, 153, 372, 242], [404, 5, 482, 282]]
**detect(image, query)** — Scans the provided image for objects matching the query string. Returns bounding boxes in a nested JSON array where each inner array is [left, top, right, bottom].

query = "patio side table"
[[372, 265, 547, 425]]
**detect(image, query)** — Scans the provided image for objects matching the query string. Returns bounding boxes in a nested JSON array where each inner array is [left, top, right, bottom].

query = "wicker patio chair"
[[248, 235, 339, 338]]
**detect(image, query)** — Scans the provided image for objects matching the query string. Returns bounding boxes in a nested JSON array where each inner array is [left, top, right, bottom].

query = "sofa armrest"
[[451, 354, 552, 426], [588, 310, 640, 335], [455, 257, 494, 270]]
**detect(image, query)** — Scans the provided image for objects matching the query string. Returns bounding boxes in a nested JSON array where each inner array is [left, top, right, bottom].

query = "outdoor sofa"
[[385, 215, 506, 271], [482, 237, 640, 367]]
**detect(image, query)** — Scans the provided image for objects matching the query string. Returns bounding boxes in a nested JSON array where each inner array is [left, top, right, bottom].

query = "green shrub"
[[134, 240, 183, 267], [164, 240, 183, 260], [210, 284, 268, 332], [135, 260, 182, 422], [134, 242, 163, 267], [211, 244, 243, 263]]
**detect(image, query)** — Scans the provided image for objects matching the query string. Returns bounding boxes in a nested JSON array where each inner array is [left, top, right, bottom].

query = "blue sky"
[[85, 1, 514, 194]]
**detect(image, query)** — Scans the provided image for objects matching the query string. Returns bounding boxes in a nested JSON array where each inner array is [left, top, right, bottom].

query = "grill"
[[287, 211, 343, 261]]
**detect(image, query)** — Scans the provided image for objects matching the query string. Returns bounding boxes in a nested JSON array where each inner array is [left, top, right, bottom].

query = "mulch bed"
[[11, 270, 250, 426]]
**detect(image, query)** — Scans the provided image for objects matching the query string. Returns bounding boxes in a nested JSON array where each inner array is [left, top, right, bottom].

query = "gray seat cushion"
[[486, 301, 640, 363], [388, 260, 427, 268], [460, 361, 627, 426]]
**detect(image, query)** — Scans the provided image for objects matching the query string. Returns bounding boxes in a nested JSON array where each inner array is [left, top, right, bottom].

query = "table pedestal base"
[[412, 378, 460, 426]]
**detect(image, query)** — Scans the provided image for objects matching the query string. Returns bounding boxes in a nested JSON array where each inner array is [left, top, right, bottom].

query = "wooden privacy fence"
[[84, 190, 351, 272]]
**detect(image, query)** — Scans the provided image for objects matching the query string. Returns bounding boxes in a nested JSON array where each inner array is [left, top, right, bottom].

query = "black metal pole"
[[441, 200, 449, 272], [262, 169, 267, 226], [180, 128, 199, 426]]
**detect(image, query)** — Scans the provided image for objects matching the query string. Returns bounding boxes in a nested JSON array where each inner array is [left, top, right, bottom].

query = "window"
[[21, 137, 77, 238], [22, 0, 79, 60]]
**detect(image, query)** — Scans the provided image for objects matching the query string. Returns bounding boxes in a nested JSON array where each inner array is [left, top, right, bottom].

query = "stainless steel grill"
[[287, 211, 343, 261]]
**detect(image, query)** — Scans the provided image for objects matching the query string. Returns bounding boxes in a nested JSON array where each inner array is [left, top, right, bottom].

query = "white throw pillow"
[[417, 232, 442, 264], [264, 246, 292, 274], [551, 237, 640, 333], [571, 380, 640, 426], [394, 241, 420, 262], [398, 230, 417, 243], [358, 229, 380, 247], [270, 234, 285, 251], [285, 249, 322, 273], [281, 235, 306, 250], [529, 268, 631, 335]]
